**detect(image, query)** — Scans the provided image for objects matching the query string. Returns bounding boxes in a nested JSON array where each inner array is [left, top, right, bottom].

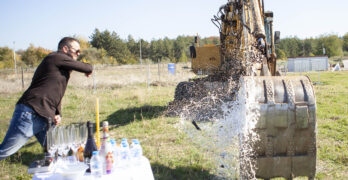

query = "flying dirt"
[[168, 0, 317, 179]]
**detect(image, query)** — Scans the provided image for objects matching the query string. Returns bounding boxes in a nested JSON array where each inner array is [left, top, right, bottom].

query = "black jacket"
[[17, 52, 93, 122]]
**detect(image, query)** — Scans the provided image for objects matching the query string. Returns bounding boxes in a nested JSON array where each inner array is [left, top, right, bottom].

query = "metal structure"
[[342, 59, 348, 70], [288, 56, 329, 72]]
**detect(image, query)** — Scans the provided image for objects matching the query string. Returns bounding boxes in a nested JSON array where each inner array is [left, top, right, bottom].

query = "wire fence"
[[0, 62, 195, 94]]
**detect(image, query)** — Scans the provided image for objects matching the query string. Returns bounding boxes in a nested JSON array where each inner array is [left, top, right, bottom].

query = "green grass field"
[[0, 65, 347, 179]]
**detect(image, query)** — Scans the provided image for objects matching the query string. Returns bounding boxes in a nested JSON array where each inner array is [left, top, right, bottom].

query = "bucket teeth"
[[240, 76, 317, 179]]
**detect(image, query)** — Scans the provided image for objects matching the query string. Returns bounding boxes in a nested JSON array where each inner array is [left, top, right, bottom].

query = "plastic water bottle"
[[130, 139, 143, 159], [110, 139, 119, 167], [90, 151, 103, 178], [120, 138, 129, 159], [119, 141, 130, 167], [130, 139, 143, 165]]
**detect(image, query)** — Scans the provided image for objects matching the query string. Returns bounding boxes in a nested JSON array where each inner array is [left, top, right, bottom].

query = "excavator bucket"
[[170, 1, 317, 178], [240, 76, 316, 179]]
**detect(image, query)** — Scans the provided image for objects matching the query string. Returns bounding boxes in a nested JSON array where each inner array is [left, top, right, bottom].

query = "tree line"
[[276, 33, 348, 59], [0, 29, 347, 69], [0, 28, 218, 69]]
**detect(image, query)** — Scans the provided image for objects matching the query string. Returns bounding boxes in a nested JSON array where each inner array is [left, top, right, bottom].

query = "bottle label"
[[121, 152, 127, 159], [106, 152, 114, 173]]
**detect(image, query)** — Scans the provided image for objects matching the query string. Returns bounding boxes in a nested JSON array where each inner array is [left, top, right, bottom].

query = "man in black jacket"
[[0, 37, 93, 160]]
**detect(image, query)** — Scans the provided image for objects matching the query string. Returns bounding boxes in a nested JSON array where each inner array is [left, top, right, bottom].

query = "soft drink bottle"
[[99, 121, 113, 174]]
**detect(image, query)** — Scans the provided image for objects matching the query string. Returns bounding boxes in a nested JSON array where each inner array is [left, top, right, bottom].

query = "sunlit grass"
[[0, 66, 347, 179]]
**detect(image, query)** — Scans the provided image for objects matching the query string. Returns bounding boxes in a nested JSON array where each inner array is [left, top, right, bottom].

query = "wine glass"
[[61, 126, 71, 161], [47, 127, 58, 158], [79, 123, 88, 148], [70, 124, 80, 163]]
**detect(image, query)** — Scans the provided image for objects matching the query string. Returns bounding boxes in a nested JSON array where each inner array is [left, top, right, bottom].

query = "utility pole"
[[13, 41, 17, 75]]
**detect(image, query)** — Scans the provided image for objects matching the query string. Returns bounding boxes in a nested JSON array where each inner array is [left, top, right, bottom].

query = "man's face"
[[66, 41, 81, 60]]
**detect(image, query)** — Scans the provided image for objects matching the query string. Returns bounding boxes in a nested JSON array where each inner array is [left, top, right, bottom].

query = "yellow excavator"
[[172, 0, 316, 179]]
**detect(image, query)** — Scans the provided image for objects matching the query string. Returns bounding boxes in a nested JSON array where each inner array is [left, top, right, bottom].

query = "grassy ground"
[[0, 65, 347, 179], [295, 71, 348, 179]]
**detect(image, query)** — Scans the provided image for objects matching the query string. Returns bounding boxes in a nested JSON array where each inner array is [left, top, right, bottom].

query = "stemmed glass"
[[56, 126, 66, 158], [78, 123, 88, 148], [62, 126, 71, 161], [46, 123, 89, 166], [47, 127, 58, 158], [70, 124, 80, 163]]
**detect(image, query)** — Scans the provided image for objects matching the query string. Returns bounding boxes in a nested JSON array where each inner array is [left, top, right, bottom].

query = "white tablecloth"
[[32, 156, 154, 180]]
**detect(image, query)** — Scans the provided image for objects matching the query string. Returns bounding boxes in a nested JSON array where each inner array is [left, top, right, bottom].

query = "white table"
[[32, 156, 154, 180]]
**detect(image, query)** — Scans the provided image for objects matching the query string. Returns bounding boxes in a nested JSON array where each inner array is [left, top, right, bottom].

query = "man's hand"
[[54, 115, 61, 125], [85, 72, 92, 78]]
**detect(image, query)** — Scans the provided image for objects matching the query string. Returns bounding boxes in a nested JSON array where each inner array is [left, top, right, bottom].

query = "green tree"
[[173, 37, 186, 62], [89, 29, 103, 49], [139, 39, 150, 60], [90, 29, 132, 64], [149, 40, 163, 62], [314, 35, 342, 57], [201, 36, 219, 45], [78, 47, 117, 65], [178, 50, 188, 62], [275, 48, 286, 60], [163, 37, 174, 61], [0, 47, 14, 68], [125, 35, 139, 64], [303, 38, 315, 56], [277, 37, 302, 57], [21, 44, 51, 66], [342, 32, 348, 52], [127, 35, 138, 56]]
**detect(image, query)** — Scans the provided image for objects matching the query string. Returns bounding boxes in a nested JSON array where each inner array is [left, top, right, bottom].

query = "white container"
[[54, 161, 88, 180]]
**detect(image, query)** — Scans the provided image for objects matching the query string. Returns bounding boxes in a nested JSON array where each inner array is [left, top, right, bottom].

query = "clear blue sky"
[[0, 0, 347, 51]]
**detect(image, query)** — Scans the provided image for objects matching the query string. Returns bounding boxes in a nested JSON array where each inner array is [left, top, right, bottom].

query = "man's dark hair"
[[57, 37, 80, 51]]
